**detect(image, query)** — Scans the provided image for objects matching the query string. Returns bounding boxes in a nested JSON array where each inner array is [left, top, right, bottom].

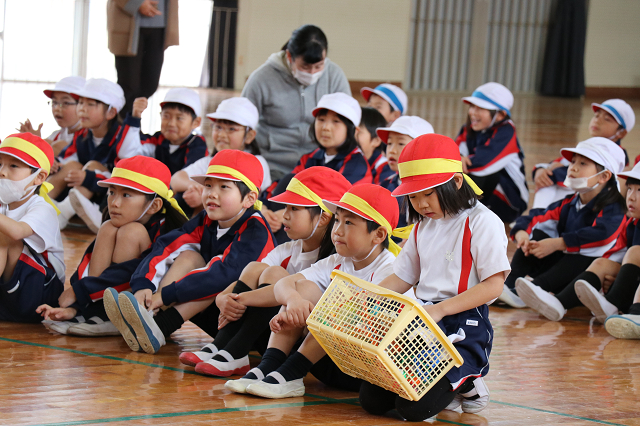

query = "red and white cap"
[[98, 156, 171, 194], [360, 83, 408, 115], [591, 99, 635, 132], [44, 76, 86, 99], [560, 137, 626, 175], [376, 116, 434, 143], [462, 82, 513, 117], [269, 166, 351, 212], [191, 150, 263, 189], [71, 78, 126, 113], [206, 97, 259, 129], [324, 184, 399, 232], [161, 88, 202, 117], [312, 93, 361, 127], [392, 133, 483, 197], [0, 133, 55, 175]]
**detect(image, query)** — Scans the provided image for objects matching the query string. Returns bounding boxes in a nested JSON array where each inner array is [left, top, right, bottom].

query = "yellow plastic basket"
[[306, 270, 464, 401]]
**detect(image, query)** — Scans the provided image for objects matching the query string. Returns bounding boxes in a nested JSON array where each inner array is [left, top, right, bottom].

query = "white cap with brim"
[[71, 78, 126, 113], [312, 92, 361, 127], [618, 162, 640, 181], [206, 97, 259, 129], [376, 115, 434, 143], [592, 99, 635, 132], [560, 137, 626, 175], [360, 83, 408, 115], [44, 76, 86, 99], [161, 88, 202, 117], [462, 82, 514, 117]]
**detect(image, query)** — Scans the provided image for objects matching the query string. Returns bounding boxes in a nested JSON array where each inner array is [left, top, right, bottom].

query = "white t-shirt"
[[262, 239, 319, 274], [47, 126, 78, 145], [0, 195, 66, 281], [300, 249, 396, 291], [182, 153, 272, 191], [394, 203, 510, 302]]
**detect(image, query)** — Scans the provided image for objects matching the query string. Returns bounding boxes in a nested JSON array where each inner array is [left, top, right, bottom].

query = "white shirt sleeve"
[[393, 224, 421, 286], [58, 151, 78, 165], [18, 200, 59, 253], [262, 243, 289, 267], [183, 155, 211, 177], [299, 254, 338, 291], [117, 125, 156, 158], [371, 261, 395, 284], [469, 209, 512, 281]]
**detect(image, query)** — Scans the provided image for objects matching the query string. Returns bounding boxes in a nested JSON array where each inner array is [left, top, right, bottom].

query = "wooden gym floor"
[[2, 91, 640, 425]]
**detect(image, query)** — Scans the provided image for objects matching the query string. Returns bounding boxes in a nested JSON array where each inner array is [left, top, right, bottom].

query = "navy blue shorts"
[[437, 304, 493, 389], [0, 249, 63, 323]]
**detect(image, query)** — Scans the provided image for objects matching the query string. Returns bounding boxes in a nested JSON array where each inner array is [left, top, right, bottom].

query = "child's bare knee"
[[176, 250, 206, 269], [260, 265, 288, 285], [115, 221, 147, 240], [83, 160, 107, 172]]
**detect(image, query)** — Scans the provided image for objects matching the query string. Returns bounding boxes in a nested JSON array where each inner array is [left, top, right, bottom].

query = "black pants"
[[115, 27, 165, 118], [359, 377, 472, 422], [506, 229, 596, 292]]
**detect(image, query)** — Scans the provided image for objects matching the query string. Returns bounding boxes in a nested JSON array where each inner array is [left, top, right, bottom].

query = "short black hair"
[[406, 177, 479, 223], [626, 177, 640, 187], [284, 24, 328, 64], [365, 219, 390, 249], [309, 109, 358, 155], [234, 180, 252, 199], [360, 107, 387, 153], [213, 119, 260, 155], [162, 102, 197, 120]]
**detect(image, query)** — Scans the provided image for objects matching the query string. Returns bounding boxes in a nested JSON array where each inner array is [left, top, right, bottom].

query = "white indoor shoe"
[[179, 343, 219, 367], [574, 280, 619, 323], [515, 278, 566, 321], [67, 317, 120, 336], [497, 283, 527, 308], [68, 188, 102, 233], [224, 368, 265, 394], [245, 372, 305, 399]]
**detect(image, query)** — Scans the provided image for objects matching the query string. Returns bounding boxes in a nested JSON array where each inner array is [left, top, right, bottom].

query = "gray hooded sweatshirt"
[[241, 51, 351, 180]]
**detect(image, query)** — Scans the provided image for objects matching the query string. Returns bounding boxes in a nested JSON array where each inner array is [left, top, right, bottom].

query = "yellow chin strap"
[[339, 192, 413, 257], [206, 165, 263, 210], [398, 158, 483, 195], [285, 178, 331, 213], [109, 168, 187, 218]]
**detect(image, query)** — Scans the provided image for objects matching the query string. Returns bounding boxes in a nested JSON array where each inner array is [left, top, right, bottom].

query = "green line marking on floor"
[[492, 400, 627, 426]]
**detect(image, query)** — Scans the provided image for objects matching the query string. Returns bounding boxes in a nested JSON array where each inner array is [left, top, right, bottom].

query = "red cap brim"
[[0, 148, 40, 169], [97, 177, 155, 193], [269, 191, 317, 207], [391, 173, 455, 197]]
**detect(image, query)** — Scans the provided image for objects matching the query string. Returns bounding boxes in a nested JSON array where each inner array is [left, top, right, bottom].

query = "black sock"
[[628, 303, 640, 315], [263, 351, 313, 383], [605, 264, 640, 313], [243, 347, 287, 380], [154, 307, 184, 338], [556, 271, 601, 309], [209, 280, 254, 349]]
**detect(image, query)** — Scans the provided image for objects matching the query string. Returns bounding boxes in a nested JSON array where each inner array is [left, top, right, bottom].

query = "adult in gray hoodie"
[[241, 25, 351, 180]]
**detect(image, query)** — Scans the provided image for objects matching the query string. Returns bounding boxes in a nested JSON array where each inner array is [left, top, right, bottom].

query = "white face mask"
[[564, 170, 605, 194], [0, 169, 40, 205], [293, 68, 324, 86]]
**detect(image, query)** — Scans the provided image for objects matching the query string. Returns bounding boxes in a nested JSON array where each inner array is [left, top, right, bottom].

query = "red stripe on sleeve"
[[457, 217, 472, 294]]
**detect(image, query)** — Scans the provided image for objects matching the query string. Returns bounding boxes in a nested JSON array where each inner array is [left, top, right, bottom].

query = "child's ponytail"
[[308, 206, 336, 261], [592, 173, 626, 214], [157, 197, 189, 232]]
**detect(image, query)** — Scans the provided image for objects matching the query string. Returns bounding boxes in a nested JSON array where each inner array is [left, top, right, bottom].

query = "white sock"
[[56, 196, 75, 219]]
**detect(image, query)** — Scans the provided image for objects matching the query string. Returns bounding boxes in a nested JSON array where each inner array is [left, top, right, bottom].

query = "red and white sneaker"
[[179, 343, 218, 367], [195, 350, 250, 377]]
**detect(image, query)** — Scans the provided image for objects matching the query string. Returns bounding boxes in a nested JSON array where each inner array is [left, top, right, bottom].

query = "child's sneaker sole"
[[604, 315, 640, 339], [103, 288, 140, 351], [117, 292, 165, 354], [195, 360, 251, 377]]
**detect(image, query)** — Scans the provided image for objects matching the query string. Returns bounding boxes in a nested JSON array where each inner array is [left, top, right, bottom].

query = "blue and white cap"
[[592, 99, 635, 132], [462, 82, 513, 117], [361, 84, 408, 115]]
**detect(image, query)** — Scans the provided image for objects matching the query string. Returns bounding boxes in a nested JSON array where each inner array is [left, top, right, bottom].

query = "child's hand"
[[284, 297, 314, 328], [529, 238, 565, 259], [139, 0, 162, 17], [422, 303, 445, 323], [148, 292, 164, 311], [602, 274, 616, 293], [36, 304, 77, 321], [216, 293, 246, 321], [218, 313, 230, 330], [132, 97, 148, 118], [134, 289, 153, 309], [17, 119, 43, 137], [514, 230, 531, 255], [58, 287, 77, 308], [461, 155, 473, 174], [262, 207, 284, 232], [534, 168, 555, 190], [51, 159, 61, 175], [65, 169, 86, 187], [183, 185, 204, 208], [269, 311, 297, 333]]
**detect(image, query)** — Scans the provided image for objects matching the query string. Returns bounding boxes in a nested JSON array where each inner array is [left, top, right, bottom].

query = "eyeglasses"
[[48, 101, 78, 109], [212, 124, 247, 134]]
